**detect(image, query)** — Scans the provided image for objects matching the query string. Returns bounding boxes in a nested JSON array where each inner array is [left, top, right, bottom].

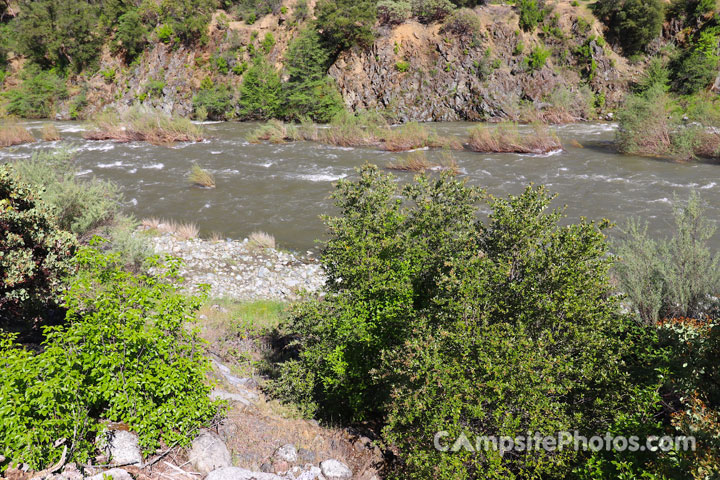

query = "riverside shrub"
[[276, 166, 655, 477], [0, 165, 77, 325], [0, 247, 221, 471], [593, 0, 664, 55]]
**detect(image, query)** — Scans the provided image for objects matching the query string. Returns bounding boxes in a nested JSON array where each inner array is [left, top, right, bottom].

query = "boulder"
[[320, 459, 352, 479], [204, 467, 283, 480], [188, 430, 232, 475], [104, 431, 142, 467], [86, 468, 134, 480], [273, 444, 298, 463]]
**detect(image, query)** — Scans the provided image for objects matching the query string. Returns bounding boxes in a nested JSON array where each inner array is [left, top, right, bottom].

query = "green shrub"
[[616, 86, 680, 157], [411, 0, 455, 23], [144, 78, 166, 98], [158, 0, 213, 45], [0, 246, 221, 470], [278, 166, 652, 478], [670, 38, 720, 94], [261, 32, 276, 54], [193, 83, 236, 120], [316, 0, 377, 51], [517, 0, 546, 32], [526, 44, 550, 70], [238, 57, 283, 120], [440, 8, 482, 36], [3, 66, 68, 119], [593, 0, 665, 55], [293, 0, 309, 21], [157, 23, 174, 43], [0, 164, 77, 325], [614, 192, 720, 325], [377, 0, 412, 24], [395, 60, 410, 72]]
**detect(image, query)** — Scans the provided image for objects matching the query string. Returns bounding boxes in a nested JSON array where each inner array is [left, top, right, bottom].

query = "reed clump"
[[41, 124, 61, 141], [467, 123, 562, 154], [387, 151, 460, 174], [0, 121, 36, 147], [249, 231, 276, 249], [84, 107, 204, 145], [188, 164, 216, 188], [379, 122, 463, 152]]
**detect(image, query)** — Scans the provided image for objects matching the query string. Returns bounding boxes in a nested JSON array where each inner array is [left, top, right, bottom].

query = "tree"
[[14, 0, 103, 72], [283, 28, 345, 122], [593, 0, 664, 56], [238, 57, 283, 119], [115, 9, 147, 63], [275, 167, 654, 478], [315, 0, 377, 53]]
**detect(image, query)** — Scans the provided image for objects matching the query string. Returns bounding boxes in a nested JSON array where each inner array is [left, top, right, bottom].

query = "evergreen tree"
[[238, 57, 283, 119]]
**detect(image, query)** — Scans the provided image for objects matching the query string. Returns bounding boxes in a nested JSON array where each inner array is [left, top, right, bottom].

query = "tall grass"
[[188, 164, 216, 188], [379, 122, 463, 152], [84, 107, 204, 145], [467, 123, 561, 154], [41, 124, 61, 141], [0, 121, 35, 147], [387, 151, 460, 174], [249, 231, 276, 249]]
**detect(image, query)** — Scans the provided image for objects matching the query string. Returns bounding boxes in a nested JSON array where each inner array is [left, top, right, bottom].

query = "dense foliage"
[[593, 0, 665, 55], [272, 167, 664, 478], [0, 165, 76, 326], [0, 246, 220, 470]]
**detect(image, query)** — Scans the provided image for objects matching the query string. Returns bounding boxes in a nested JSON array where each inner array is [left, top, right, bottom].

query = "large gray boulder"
[[104, 431, 142, 467], [273, 444, 298, 463], [320, 459, 352, 479], [204, 467, 283, 480], [188, 430, 232, 475]]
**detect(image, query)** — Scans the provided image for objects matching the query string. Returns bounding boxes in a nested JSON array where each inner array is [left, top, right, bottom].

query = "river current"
[[2, 121, 718, 252]]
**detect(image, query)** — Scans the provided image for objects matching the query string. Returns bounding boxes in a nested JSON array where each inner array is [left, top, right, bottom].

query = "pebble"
[[148, 233, 325, 301]]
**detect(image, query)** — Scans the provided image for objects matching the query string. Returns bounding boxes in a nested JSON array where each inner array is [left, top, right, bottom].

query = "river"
[[1, 121, 718, 252]]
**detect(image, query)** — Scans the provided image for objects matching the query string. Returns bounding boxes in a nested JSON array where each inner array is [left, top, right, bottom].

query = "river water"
[[1, 121, 718, 252]]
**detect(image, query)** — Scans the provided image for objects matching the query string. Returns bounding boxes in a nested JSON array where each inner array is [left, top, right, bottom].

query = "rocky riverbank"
[[147, 233, 325, 301]]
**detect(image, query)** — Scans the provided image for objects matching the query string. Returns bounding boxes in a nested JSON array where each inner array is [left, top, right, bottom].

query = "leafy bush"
[[670, 31, 720, 94], [158, 0, 214, 45], [614, 192, 720, 325], [377, 0, 412, 24], [440, 8, 482, 36], [411, 0, 455, 23], [261, 32, 276, 54], [593, 0, 665, 55], [276, 166, 652, 478], [615, 86, 681, 157], [0, 246, 221, 470], [0, 165, 77, 325], [517, 0, 546, 32], [395, 60, 410, 72], [238, 57, 283, 120], [316, 0, 377, 51], [525, 44, 550, 70], [193, 83, 236, 120], [3, 66, 68, 119]]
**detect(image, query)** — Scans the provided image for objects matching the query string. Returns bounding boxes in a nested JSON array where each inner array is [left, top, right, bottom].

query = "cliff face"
[[10, 2, 636, 122], [329, 4, 634, 122]]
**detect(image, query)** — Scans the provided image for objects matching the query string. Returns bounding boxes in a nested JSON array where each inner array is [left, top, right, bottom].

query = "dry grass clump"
[[387, 151, 460, 174], [319, 111, 385, 147], [141, 217, 163, 230], [188, 164, 216, 188], [41, 123, 61, 141], [378, 122, 462, 152], [176, 222, 199, 240], [693, 130, 720, 159], [84, 107, 204, 145], [467, 123, 562, 154], [0, 121, 36, 147], [248, 120, 299, 144], [249, 231, 276, 250]]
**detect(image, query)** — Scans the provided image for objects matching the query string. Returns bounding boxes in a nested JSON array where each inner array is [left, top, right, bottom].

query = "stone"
[[86, 469, 134, 480], [320, 459, 352, 479], [103, 430, 142, 467], [274, 444, 298, 463], [205, 467, 283, 480], [297, 448, 315, 464], [188, 430, 232, 475]]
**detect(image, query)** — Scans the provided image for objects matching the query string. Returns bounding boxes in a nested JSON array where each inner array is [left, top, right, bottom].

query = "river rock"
[[188, 430, 232, 474], [103, 431, 142, 467], [87, 469, 134, 480], [320, 459, 352, 479], [205, 467, 284, 480], [273, 444, 298, 463]]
